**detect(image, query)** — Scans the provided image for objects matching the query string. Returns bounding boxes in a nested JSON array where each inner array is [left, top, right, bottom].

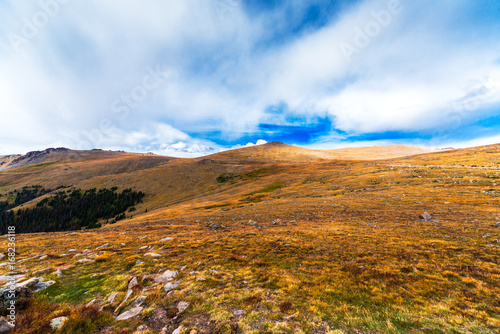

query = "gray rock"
[[67, 249, 78, 253], [163, 281, 180, 292], [128, 277, 140, 290], [53, 269, 64, 278], [154, 270, 178, 283], [132, 295, 147, 307], [108, 293, 118, 305], [493, 222, 500, 227], [160, 237, 173, 241], [116, 307, 143, 321], [0, 275, 25, 286], [172, 325, 184, 334], [33, 279, 56, 292], [50, 316, 68, 330], [233, 309, 244, 315], [144, 252, 161, 257], [177, 301, 190, 313], [0, 317, 14, 334], [419, 212, 433, 221], [77, 258, 95, 264]]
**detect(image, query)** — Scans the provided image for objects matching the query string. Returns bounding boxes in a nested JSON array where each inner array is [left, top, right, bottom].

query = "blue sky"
[[0, 0, 499, 157]]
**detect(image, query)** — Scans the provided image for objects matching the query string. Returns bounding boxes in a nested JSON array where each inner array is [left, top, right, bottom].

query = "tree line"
[[0, 186, 144, 234]]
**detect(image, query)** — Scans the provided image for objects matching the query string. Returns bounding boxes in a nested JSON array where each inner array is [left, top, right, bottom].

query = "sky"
[[0, 0, 500, 157]]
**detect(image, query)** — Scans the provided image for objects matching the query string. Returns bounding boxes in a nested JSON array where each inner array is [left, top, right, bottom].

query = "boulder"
[[53, 269, 64, 278]]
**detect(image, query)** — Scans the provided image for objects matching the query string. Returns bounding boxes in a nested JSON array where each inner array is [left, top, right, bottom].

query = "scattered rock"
[[96, 243, 109, 250], [53, 269, 64, 278], [33, 279, 56, 293], [38, 255, 48, 260], [116, 307, 143, 321], [77, 258, 95, 264], [419, 212, 433, 221], [163, 282, 180, 292], [233, 309, 244, 316], [0, 275, 24, 286], [207, 222, 221, 230], [33, 268, 50, 276], [493, 222, 500, 227], [177, 301, 190, 313], [67, 249, 78, 253], [90, 274, 98, 279], [144, 252, 162, 257], [139, 236, 148, 240], [0, 317, 15, 333], [128, 277, 140, 290], [160, 237, 173, 241], [108, 293, 118, 305], [132, 295, 147, 307], [190, 330, 198, 334], [196, 277, 206, 281], [482, 233, 491, 238], [154, 270, 178, 283], [86, 299, 97, 308], [136, 324, 148, 332], [172, 325, 184, 334], [49, 316, 68, 330]]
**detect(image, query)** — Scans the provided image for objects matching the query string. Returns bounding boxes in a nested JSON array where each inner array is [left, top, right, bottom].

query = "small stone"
[[419, 212, 433, 221], [108, 293, 118, 305], [96, 243, 109, 250], [90, 274, 98, 279], [128, 277, 140, 290], [116, 307, 143, 321], [154, 270, 178, 283], [33, 279, 56, 292], [86, 299, 97, 308], [0, 317, 14, 333], [77, 258, 95, 264], [67, 249, 78, 253], [136, 324, 148, 331], [163, 281, 180, 292], [172, 325, 184, 334], [493, 222, 500, 227], [196, 277, 206, 281], [482, 233, 491, 238], [144, 253, 161, 257], [49, 316, 68, 331], [38, 255, 48, 260], [33, 268, 50, 276], [53, 269, 64, 278], [139, 246, 148, 250], [160, 237, 173, 241], [233, 309, 244, 316], [189, 330, 198, 334], [132, 295, 147, 307], [177, 301, 190, 313]]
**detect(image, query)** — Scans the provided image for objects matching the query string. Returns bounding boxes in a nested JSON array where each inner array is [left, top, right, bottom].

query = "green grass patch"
[[245, 182, 284, 196]]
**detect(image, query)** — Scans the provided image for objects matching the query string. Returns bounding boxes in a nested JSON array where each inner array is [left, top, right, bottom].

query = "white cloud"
[[0, 0, 499, 156]]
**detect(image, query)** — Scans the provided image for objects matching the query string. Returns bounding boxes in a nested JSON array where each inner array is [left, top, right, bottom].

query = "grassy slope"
[[0, 143, 499, 333]]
